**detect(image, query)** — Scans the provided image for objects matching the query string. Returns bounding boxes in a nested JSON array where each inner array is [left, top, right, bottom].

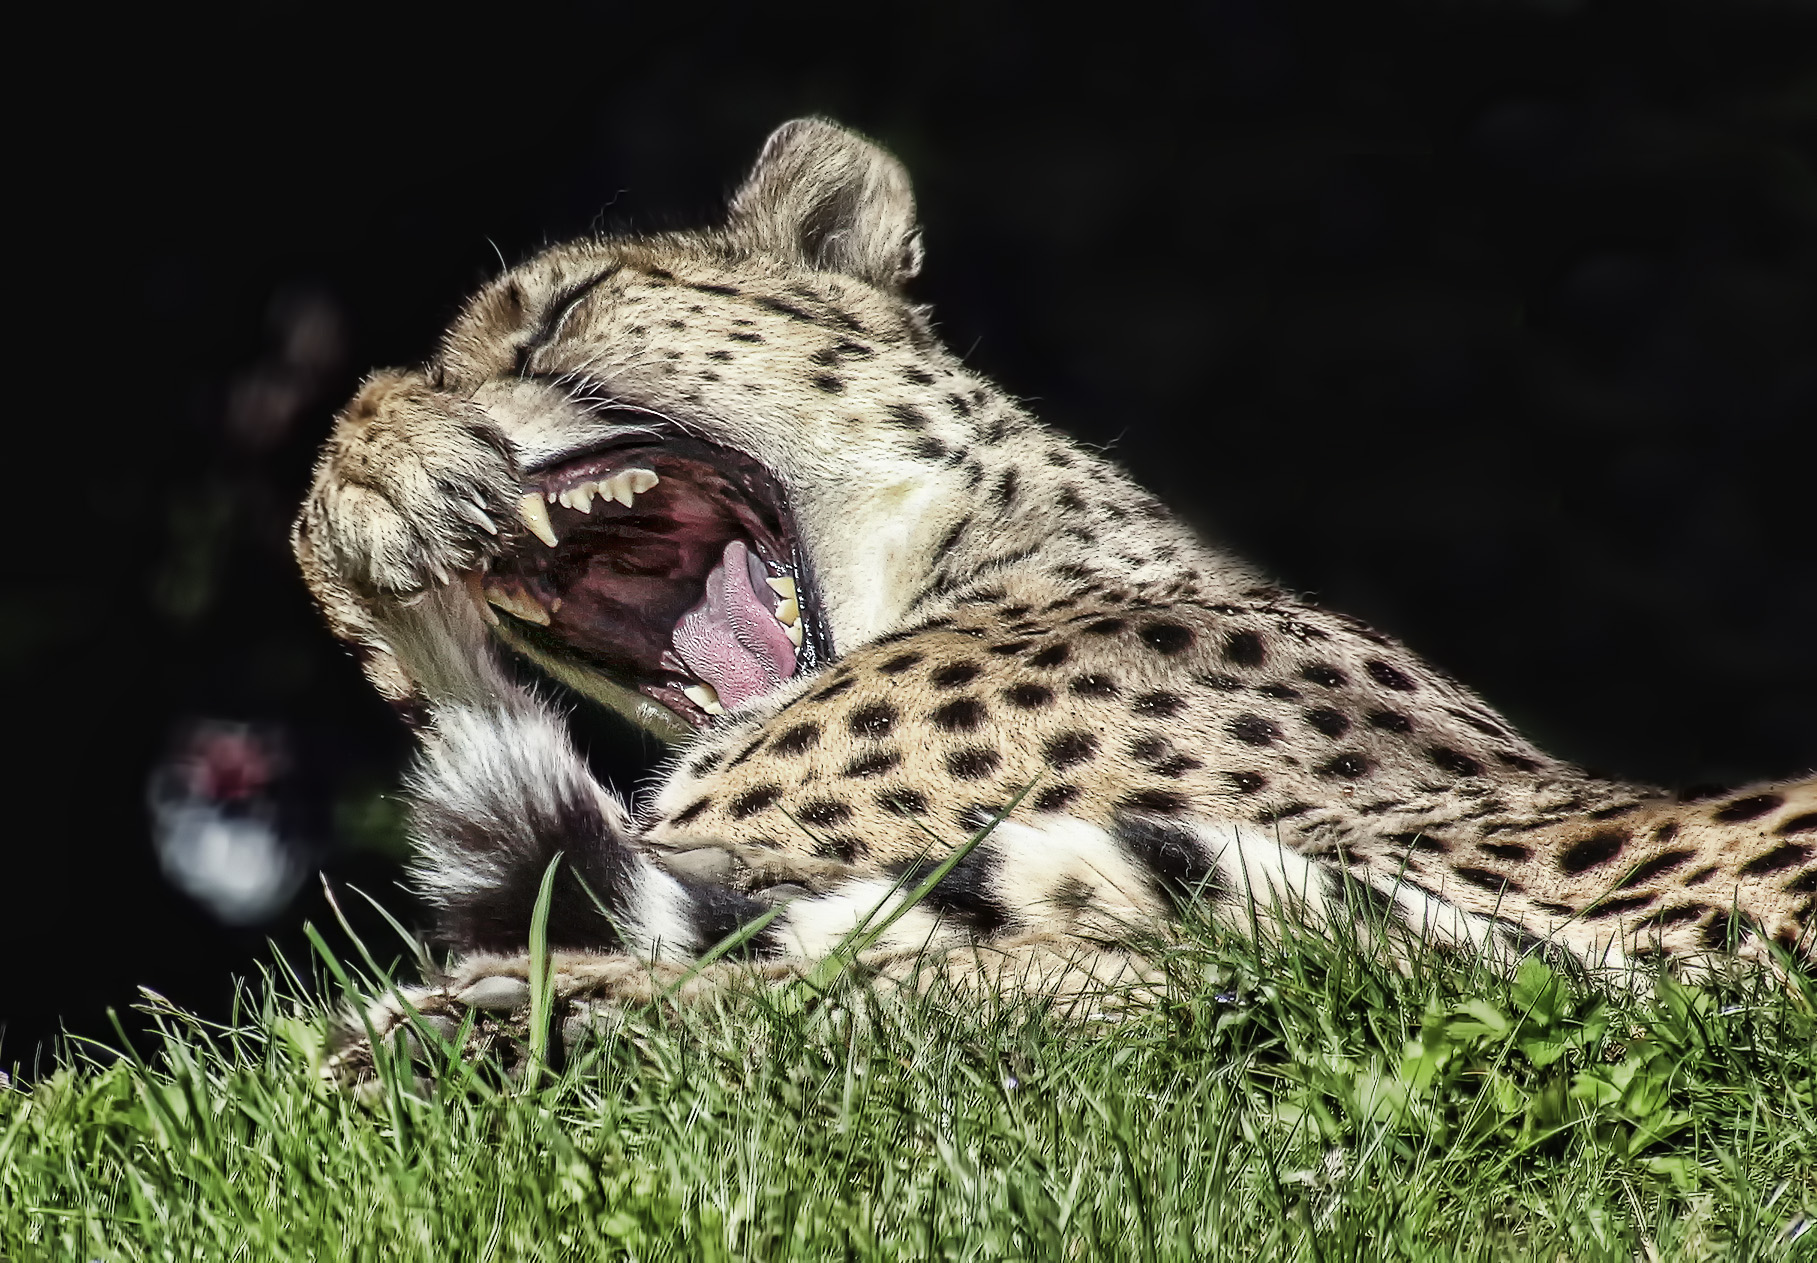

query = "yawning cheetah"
[[294, 119, 1814, 1042]]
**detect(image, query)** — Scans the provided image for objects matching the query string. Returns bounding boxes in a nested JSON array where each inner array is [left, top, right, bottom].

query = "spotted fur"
[[295, 120, 1814, 1033]]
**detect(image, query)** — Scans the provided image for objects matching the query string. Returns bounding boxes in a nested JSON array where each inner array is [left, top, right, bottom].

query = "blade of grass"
[[524, 853, 563, 1087]]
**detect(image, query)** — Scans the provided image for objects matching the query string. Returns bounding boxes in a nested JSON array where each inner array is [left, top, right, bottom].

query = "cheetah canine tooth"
[[682, 683, 725, 715], [518, 494, 558, 547]]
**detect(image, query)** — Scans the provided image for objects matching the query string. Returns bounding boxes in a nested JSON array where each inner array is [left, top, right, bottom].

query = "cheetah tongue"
[[670, 539, 798, 709]]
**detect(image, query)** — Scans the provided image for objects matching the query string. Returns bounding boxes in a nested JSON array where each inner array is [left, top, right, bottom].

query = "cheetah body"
[[295, 120, 1815, 1013]]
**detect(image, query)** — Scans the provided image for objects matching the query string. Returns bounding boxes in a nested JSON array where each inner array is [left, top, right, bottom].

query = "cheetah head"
[[313, 120, 1026, 740]]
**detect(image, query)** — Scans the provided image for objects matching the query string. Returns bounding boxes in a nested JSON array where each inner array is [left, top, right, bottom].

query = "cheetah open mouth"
[[475, 435, 829, 734]]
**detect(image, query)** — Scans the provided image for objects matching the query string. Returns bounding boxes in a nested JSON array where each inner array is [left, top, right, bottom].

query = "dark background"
[[6, 1, 1813, 1066]]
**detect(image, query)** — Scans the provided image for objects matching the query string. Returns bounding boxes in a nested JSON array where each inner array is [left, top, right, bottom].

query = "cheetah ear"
[[727, 118, 923, 289]]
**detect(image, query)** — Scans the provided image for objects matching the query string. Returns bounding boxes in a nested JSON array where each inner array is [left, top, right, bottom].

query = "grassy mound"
[[5, 913, 1814, 1261]]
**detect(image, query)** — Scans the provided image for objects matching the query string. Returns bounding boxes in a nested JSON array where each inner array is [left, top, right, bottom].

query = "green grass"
[[4, 911, 1815, 1261]]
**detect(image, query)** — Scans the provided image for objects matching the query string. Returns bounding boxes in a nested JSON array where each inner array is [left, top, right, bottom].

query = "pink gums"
[[670, 539, 798, 707]]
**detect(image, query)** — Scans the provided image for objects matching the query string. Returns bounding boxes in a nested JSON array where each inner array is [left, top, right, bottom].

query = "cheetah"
[[294, 119, 1814, 1042]]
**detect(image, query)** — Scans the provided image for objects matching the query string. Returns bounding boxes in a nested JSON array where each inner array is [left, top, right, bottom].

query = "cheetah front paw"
[[300, 369, 529, 599]]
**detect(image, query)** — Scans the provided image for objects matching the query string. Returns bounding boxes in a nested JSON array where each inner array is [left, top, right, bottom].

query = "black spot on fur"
[[1257, 683, 1301, 701], [1129, 736, 1168, 763], [1117, 819, 1225, 910], [946, 747, 1003, 780], [1634, 903, 1710, 931], [1140, 622, 1194, 655], [1777, 813, 1817, 835], [728, 785, 783, 820], [671, 798, 713, 827], [755, 294, 815, 321], [1700, 911, 1743, 951], [797, 798, 853, 827], [811, 373, 845, 393], [1029, 643, 1071, 669], [1003, 682, 1055, 709], [1368, 710, 1413, 733], [1133, 691, 1186, 718], [1454, 867, 1523, 895], [1299, 663, 1347, 687], [1577, 894, 1664, 923], [1070, 673, 1120, 697], [1498, 753, 1542, 773], [812, 339, 872, 364], [931, 662, 982, 688], [847, 703, 899, 740], [842, 750, 902, 779], [1033, 784, 1080, 812], [725, 736, 767, 770], [884, 402, 930, 429], [1084, 618, 1125, 636], [1155, 756, 1202, 778], [1786, 868, 1817, 894], [930, 697, 988, 732], [1445, 708, 1505, 738], [1198, 673, 1244, 692], [810, 677, 858, 703], [912, 437, 948, 461], [1043, 732, 1099, 769], [1713, 794, 1784, 823], [1559, 830, 1627, 874], [1227, 714, 1282, 746], [992, 468, 1020, 509], [1391, 831, 1449, 854], [689, 752, 724, 777], [1256, 803, 1311, 824], [1365, 660, 1416, 692], [769, 723, 822, 756], [1119, 789, 1189, 815], [1305, 708, 1350, 738], [1428, 747, 1482, 777], [1223, 631, 1265, 667], [729, 330, 764, 344], [1480, 843, 1531, 862], [1740, 842, 1811, 877], [1612, 849, 1695, 888], [706, 349, 733, 362], [1223, 770, 1266, 794], [878, 652, 923, 675], [886, 850, 1011, 936], [1317, 753, 1371, 779], [876, 788, 929, 817], [813, 836, 866, 862]]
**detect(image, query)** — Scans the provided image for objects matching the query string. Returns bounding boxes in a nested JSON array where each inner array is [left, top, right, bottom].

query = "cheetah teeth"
[[682, 682, 726, 715], [766, 575, 804, 646], [481, 580, 552, 626], [518, 494, 558, 547], [551, 468, 660, 514]]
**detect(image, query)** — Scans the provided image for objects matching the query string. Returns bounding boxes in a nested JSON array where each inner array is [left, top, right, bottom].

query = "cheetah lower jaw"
[[670, 539, 799, 708]]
